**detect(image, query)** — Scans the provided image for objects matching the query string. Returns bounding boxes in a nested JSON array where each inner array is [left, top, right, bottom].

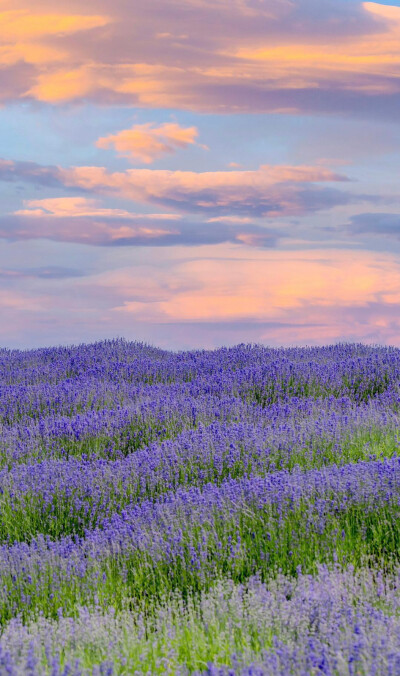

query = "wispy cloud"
[[1, 196, 279, 247], [347, 212, 400, 238], [0, 158, 64, 187], [0, 266, 85, 279]]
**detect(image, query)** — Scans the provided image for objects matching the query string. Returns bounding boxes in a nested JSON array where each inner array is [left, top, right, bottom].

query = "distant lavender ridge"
[[1, 339, 400, 674]]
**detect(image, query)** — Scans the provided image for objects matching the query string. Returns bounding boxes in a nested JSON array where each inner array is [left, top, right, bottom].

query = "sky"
[[1, 0, 400, 349]]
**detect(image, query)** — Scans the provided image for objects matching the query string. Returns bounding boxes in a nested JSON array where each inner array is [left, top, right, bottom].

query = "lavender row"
[[1, 564, 400, 675], [0, 389, 267, 467], [0, 384, 376, 467], [0, 400, 398, 542], [0, 457, 400, 620]]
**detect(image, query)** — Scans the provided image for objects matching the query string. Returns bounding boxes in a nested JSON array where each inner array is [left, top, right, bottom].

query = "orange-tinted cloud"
[[0, 1, 398, 116], [233, 3, 400, 80], [0, 9, 108, 40], [96, 122, 204, 164], [0, 7, 109, 69], [103, 248, 400, 322], [2, 243, 400, 349]]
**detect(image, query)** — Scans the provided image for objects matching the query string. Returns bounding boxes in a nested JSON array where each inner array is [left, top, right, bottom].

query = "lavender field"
[[1, 340, 400, 674]]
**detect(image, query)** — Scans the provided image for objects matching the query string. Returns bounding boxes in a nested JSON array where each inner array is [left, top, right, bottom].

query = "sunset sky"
[[1, 0, 400, 349]]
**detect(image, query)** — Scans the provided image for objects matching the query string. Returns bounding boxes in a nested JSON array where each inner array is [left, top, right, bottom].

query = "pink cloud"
[[207, 216, 252, 224], [15, 196, 181, 220], [96, 122, 204, 164], [0, 288, 46, 311], [58, 163, 350, 215], [5, 197, 181, 245], [0, 158, 355, 223]]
